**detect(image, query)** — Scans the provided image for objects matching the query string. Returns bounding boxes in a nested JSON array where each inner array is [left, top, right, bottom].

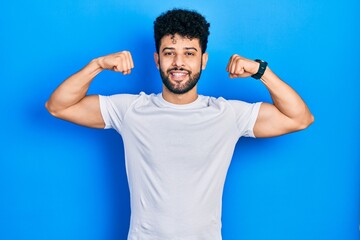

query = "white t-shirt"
[[99, 92, 261, 240]]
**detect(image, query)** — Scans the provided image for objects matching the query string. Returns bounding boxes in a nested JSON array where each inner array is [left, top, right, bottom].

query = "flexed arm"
[[45, 51, 134, 128], [226, 54, 314, 137]]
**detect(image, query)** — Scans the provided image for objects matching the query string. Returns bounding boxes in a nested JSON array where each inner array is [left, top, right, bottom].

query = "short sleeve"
[[228, 100, 262, 138], [99, 94, 140, 132]]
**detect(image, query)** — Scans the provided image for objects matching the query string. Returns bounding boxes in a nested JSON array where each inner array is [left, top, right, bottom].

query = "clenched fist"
[[97, 51, 134, 75], [226, 54, 260, 79]]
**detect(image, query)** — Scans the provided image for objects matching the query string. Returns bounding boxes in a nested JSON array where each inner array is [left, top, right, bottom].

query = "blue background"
[[0, 0, 359, 239]]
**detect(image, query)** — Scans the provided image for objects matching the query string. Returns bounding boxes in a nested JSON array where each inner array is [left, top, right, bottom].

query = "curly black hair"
[[154, 8, 210, 53]]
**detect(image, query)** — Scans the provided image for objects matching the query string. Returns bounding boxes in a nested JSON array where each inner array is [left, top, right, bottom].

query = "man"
[[46, 8, 313, 240]]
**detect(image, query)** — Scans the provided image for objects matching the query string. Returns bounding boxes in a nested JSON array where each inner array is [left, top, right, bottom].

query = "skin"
[[154, 34, 208, 104], [45, 34, 314, 137]]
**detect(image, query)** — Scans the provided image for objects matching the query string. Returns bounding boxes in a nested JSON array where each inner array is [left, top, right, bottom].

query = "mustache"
[[167, 67, 191, 74]]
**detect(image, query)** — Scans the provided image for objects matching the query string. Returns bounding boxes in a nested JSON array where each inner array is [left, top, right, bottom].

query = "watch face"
[[255, 59, 265, 63]]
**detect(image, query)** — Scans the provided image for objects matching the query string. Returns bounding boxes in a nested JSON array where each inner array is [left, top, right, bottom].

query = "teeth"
[[172, 73, 186, 76]]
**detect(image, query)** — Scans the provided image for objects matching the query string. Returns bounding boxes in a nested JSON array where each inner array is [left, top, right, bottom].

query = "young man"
[[46, 8, 313, 240]]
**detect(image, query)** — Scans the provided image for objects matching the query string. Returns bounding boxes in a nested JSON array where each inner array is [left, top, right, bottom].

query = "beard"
[[159, 62, 202, 94]]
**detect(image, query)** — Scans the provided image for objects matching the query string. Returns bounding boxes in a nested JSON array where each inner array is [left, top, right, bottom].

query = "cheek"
[[159, 62, 167, 70], [191, 59, 202, 70], [158, 63, 169, 74], [159, 59, 172, 70]]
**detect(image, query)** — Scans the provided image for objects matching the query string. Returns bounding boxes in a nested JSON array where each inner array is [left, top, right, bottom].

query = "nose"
[[172, 54, 185, 67]]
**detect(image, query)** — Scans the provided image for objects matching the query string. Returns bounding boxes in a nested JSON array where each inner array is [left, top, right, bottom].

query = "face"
[[154, 34, 208, 95]]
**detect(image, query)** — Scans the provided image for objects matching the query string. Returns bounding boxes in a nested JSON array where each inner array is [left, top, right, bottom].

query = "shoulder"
[[227, 99, 260, 110], [100, 92, 154, 105], [212, 97, 262, 117], [205, 95, 258, 109]]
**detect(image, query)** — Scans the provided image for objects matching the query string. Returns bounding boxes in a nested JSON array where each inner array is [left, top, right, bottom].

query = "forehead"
[[160, 34, 201, 50]]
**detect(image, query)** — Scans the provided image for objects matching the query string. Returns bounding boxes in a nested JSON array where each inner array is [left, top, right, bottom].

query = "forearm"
[[260, 67, 314, 127], [45, 59, 102, 114]]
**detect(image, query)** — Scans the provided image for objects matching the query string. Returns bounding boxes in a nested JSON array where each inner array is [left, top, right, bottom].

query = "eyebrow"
[[161, 47, 198, 52], [185, 47, 198, 52]]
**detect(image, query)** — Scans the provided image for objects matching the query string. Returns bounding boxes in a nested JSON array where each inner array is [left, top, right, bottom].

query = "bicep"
[[53, 95, 105, 129], [253, 103, 300, 138]]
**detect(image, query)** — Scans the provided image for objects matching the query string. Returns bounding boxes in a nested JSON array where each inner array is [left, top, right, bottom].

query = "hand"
[[226, 54, 259, 79], [97, 51, 134, 75]]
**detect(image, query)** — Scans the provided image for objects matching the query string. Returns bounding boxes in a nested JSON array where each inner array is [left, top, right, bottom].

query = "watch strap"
[[251, 59, 268, 79]]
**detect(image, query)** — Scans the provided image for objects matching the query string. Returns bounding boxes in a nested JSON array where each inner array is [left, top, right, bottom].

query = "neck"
[[162, 86, 198, 104]]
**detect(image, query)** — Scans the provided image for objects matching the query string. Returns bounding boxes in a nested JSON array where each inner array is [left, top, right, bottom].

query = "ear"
[[201, 52, 209, 70], [154, 52, 159, 69]]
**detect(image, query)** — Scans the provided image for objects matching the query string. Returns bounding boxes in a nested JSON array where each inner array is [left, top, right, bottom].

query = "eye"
[[185, 52, 195, 56], [163, 52, 174, 56]]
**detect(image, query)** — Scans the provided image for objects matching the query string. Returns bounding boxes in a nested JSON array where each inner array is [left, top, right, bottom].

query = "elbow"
[[309, 114, 315, 125], [297, 113, 315, 131], [45, 101, 60, 118], [306, 113, 315, 128]]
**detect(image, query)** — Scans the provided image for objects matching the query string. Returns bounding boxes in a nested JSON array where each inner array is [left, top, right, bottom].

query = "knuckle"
[[123, 50, 131, 56]]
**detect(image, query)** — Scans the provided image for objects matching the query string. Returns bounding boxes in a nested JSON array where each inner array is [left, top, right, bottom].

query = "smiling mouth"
[[168, 68, 190, 81], [171, 72, 187, 79]]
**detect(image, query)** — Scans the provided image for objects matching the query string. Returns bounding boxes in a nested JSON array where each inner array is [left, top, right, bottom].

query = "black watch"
[[251, 59, 268, 79]]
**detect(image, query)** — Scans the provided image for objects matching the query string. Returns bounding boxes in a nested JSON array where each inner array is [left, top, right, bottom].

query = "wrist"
[[251, 59, 268, 79], [92, 57, 105, 69], [83, 58, 104, 76], [258, 66, 273, 83]]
